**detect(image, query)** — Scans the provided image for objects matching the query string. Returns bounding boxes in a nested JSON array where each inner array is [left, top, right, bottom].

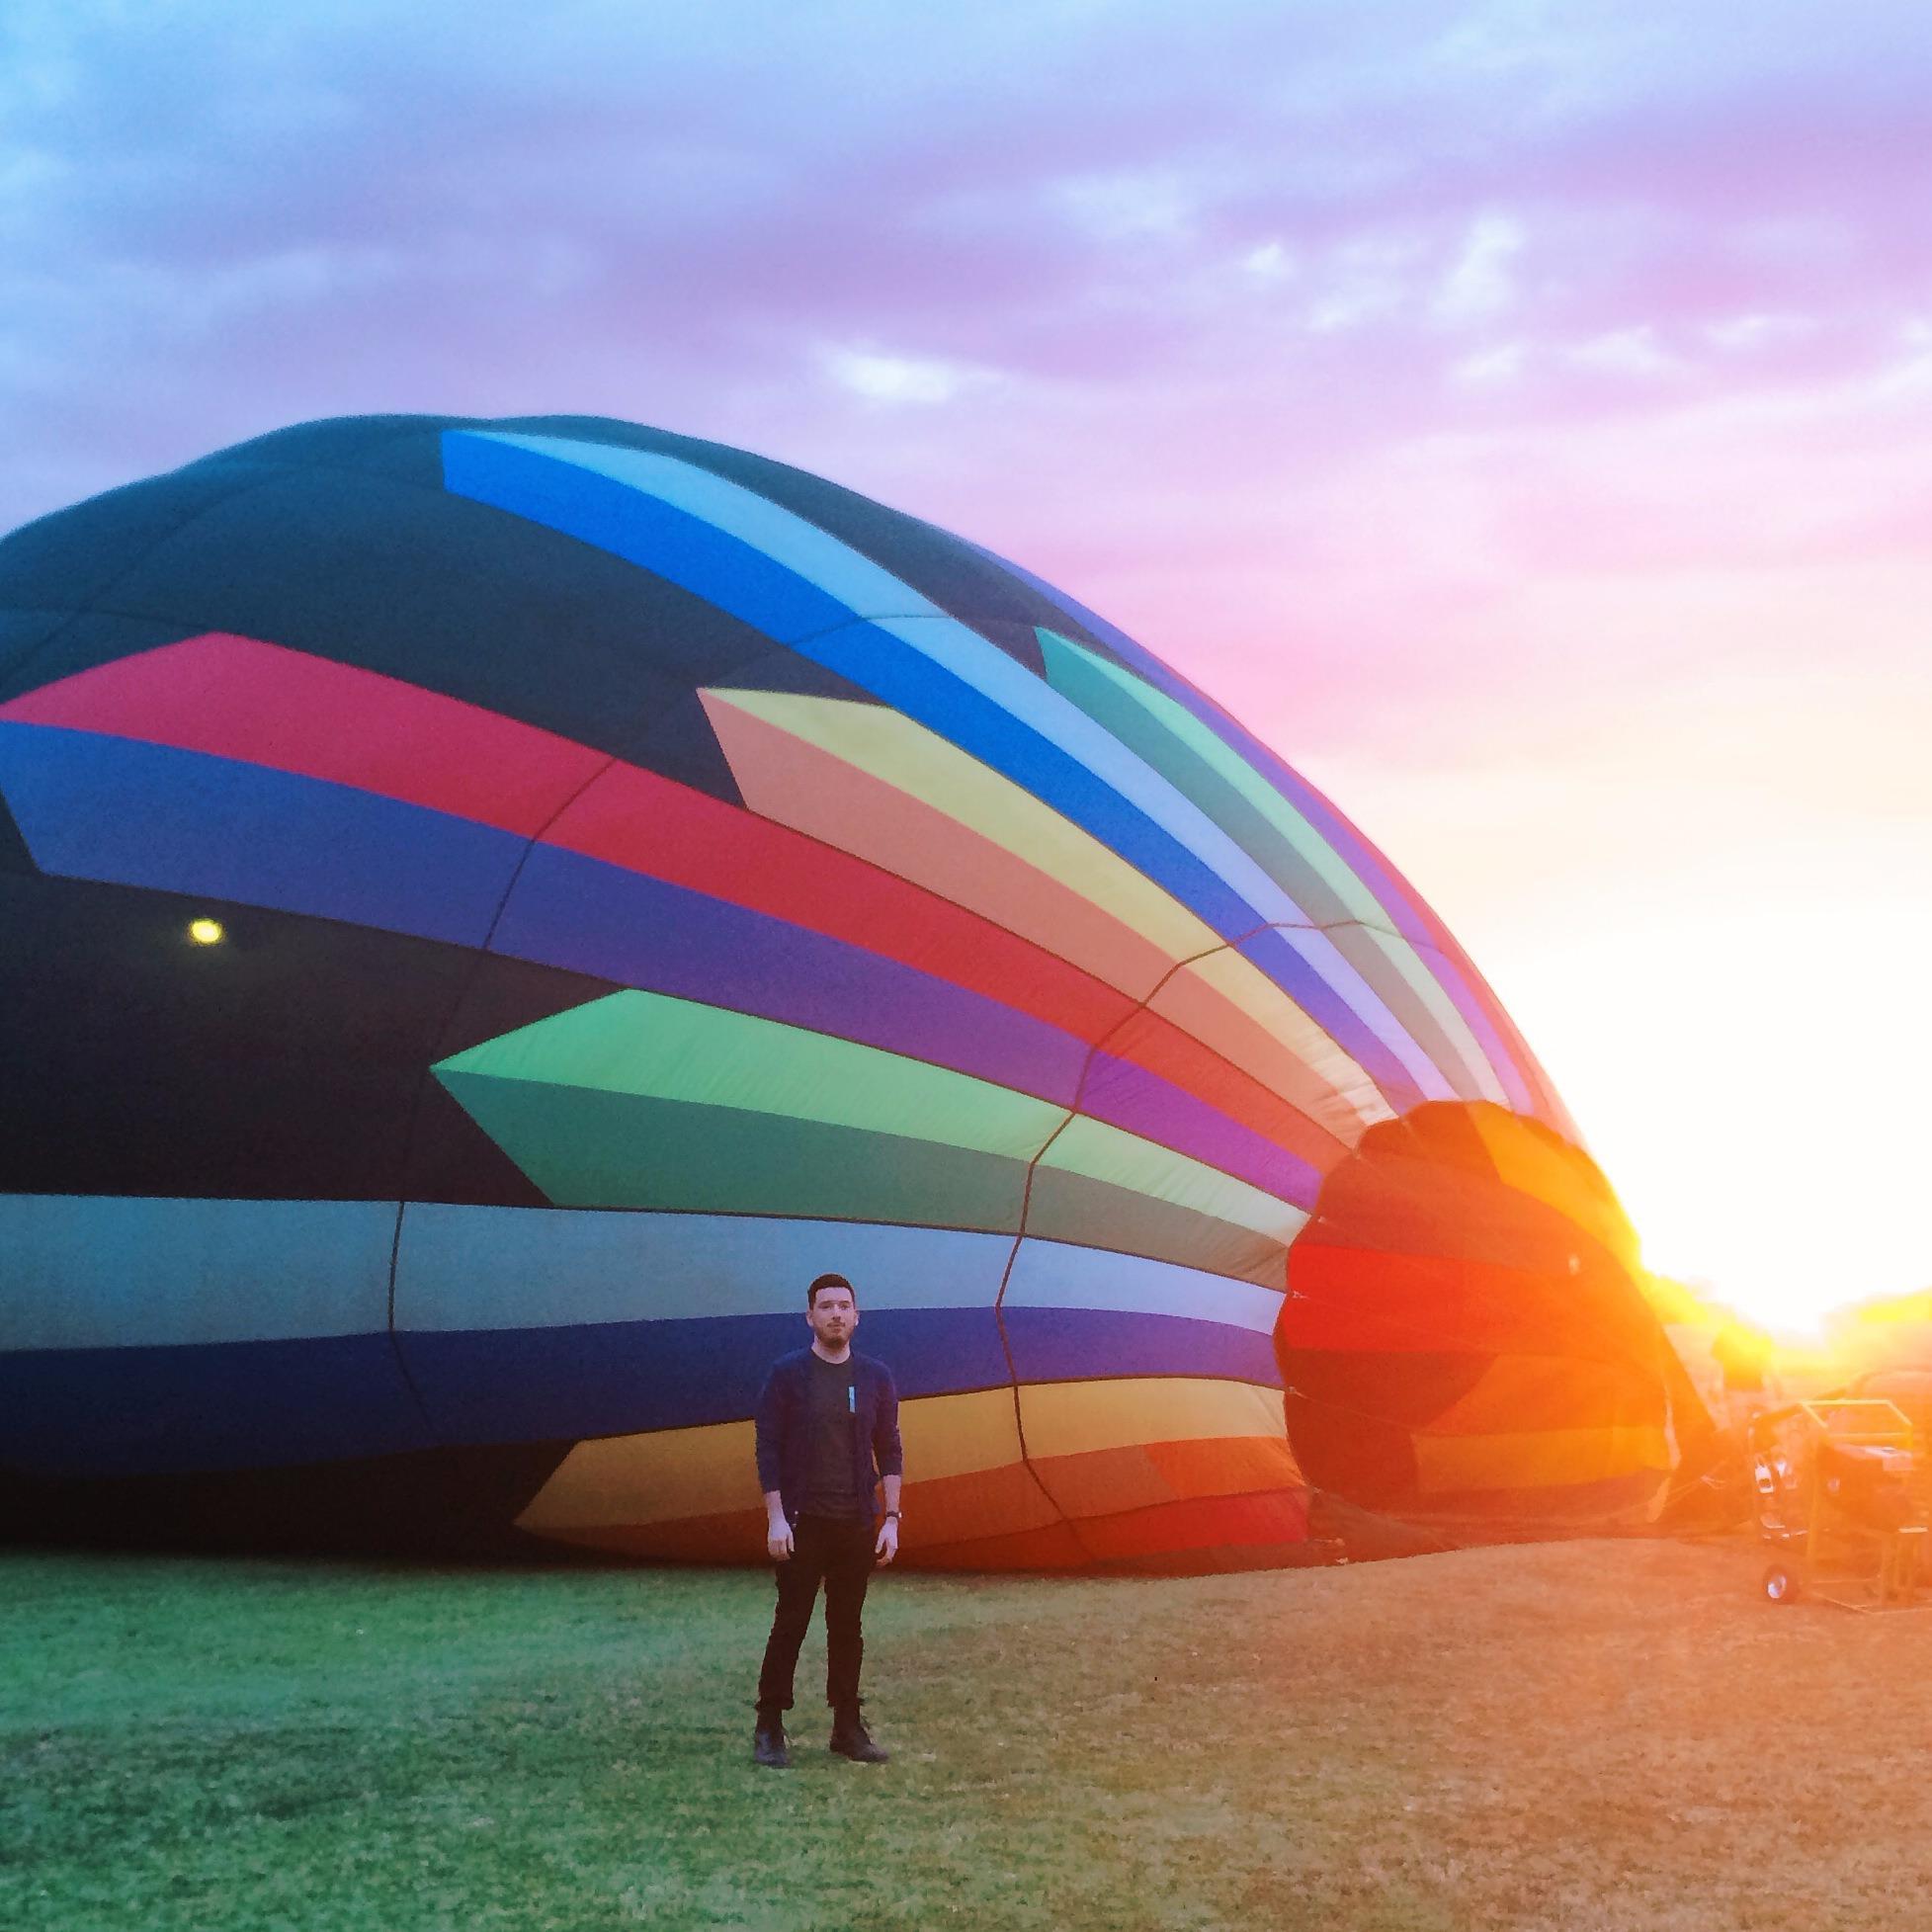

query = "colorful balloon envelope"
[[0, 416, 1707, 1567]]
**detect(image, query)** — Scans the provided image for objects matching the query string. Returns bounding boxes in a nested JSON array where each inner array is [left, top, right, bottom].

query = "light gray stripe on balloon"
[[389, 1206, 1283, 1338], [0, 1196, 397, 1351], [391, 1205, 1014, 1331], [1002, 1238, 1285, 1334]]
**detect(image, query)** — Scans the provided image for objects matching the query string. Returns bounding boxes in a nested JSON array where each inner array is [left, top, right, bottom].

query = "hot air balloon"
[[0, 416, 1706, 1567]]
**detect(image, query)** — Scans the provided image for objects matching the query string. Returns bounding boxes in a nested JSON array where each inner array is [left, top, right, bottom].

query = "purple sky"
[[5, 0, 1929, 1326]]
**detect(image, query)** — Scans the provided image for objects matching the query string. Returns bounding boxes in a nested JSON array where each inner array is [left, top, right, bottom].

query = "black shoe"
[[752, 1723, 791, 1769], [829, 1717, 889, 1764]]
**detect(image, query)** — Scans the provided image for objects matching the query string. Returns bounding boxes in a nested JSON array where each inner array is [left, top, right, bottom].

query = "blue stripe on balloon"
[[444, 439, 1223, 909], [444, 433, 1426, 1112], [0, 1333, 437, 1476], [444, 432, 855, 643], [0, 722, 524, 948], [455, 432, 1314, 933], [400, 1308, 1008, 1443], [0, 1308, 1283, 1475], [1000, 1306, 1282, 1388]]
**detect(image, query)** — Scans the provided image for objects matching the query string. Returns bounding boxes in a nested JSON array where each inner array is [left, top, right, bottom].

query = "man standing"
[[751, 1272, 901, 1768]]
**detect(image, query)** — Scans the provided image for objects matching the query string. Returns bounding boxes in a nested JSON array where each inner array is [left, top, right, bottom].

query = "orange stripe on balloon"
[[1466, 1107, 1639, 1269], [1151, 955, 1386, 1141], [1419, 1355, 1669, 1438], [1411, 1424, 1671, 1496], [1026, 1433, 1302, 1520]]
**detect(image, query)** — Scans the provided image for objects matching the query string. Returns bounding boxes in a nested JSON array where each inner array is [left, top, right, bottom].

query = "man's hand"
[[767, 1516, 794, 1562], [874, 1515, 899, 1565]]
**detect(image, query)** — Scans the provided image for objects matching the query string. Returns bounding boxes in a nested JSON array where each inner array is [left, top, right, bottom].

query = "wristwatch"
[[883, 1510, 901, 1520]]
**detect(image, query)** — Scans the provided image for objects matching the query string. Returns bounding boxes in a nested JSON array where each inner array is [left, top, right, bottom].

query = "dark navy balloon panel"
[[0, 416, 1702, 1565]]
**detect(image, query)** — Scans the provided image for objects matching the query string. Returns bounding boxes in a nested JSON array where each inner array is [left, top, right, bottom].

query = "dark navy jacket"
[[754, 1347, 903, 1520]]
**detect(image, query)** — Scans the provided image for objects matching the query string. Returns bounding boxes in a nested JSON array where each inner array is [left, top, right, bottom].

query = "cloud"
[[819, 345, 1001, 406], [1050, 166, 1201, 242], [1703, 312, 1813, 352], [4, 0, 1931, 567], [1450, 341, 1527, 385], [1239, 239, 1295, 283], [1433, 211, 1525, 324], [1302, 234, 1425, 334], [1564, 324, 1678, 376], [1873, 318, 1932, 395]]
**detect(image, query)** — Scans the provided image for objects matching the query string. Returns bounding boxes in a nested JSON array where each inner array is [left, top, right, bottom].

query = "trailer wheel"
[[1762, 1561, 1801, 1604]]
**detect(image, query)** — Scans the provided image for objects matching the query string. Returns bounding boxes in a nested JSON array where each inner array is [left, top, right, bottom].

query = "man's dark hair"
[[806, 1272, 856, 1309]]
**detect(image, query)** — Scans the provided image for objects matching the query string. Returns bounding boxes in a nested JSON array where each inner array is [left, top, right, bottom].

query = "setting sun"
[[1304, 730, 1932, 1341]]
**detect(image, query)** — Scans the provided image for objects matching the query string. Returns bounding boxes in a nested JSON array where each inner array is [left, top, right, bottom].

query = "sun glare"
[[1477, 893, 1932, 1344]]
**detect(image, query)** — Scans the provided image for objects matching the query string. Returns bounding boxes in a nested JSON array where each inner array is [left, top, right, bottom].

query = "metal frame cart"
[[1751, 1398, 1928, 1610]]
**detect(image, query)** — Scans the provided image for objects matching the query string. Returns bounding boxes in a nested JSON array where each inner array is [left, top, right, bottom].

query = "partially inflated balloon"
[[0, 416, 1706, 1566]]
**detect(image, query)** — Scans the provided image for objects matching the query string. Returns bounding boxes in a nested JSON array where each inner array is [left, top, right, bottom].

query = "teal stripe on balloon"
[[1036, 627, 1507, 1109]]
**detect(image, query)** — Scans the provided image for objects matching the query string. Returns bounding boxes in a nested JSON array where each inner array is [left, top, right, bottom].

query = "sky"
[[4, 0, 1928, 1332]]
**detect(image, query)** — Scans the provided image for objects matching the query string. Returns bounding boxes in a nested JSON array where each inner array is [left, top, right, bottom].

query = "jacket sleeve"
[[754, 1363, 785, 1496], [872, 1365, 903, 1480]]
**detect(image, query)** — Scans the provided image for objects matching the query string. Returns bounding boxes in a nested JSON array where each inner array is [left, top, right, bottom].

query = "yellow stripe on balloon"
[[1411, 1423, 1672, 1495], [514, 1386, 1029, 1535], [702, 686, 1383, 1138], [513, 1377, 1294, 1537], [704, 687, 1213, 966], [514, 1417, 755, 1535]]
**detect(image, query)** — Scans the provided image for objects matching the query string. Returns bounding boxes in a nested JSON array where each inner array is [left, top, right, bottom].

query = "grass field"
[[3, 1538, 1926, 1932]]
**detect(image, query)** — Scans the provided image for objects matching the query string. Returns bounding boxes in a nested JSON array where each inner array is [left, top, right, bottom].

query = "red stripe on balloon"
[[1071, 1488, 1310, 1561], [0, 633, 608, 836], [1282, 1247, 1628, 1359]]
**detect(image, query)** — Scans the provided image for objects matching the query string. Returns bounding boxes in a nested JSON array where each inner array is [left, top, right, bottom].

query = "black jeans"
[[756, 1513, 877, 1722]]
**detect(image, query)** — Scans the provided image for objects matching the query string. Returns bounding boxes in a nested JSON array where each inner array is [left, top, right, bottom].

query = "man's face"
[[807, 1285, 858, 1348]]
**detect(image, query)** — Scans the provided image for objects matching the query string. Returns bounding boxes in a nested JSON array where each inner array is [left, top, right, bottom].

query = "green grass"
[[3, 1539, 1928, 1931]]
